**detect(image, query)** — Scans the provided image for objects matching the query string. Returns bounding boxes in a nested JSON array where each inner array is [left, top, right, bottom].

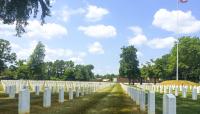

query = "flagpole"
[[176, 0, 179, 81]]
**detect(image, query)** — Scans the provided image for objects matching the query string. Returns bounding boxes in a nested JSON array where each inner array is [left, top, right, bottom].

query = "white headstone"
[[175, 87, 178, 96], [18, 89, 30, 114], [148, 91, 155, 114], [43, 87, 51, 107], [192, 88, 197, 100], [35, 86, 40, 96], [140, 90, 146, 111], [76, 87, 80, 97], [182, 87, 187, 98], [9, 85, 16, 98], [81, 87, 85, 96], [163, 94, 176, 114], [59, 88, 64, 103], [69, 88, 73, 100], [136, 90, 140, 105], [168, 87, 172, 94], [164, 87, 167, 94]]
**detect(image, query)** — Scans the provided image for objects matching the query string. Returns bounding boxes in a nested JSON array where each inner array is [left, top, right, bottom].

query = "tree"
[[28, 41, 45, 80], [119, 45, 140, 84], [141, 36, 200, 83], [170, 36, 200, 82], [0, 39, 16, 74], [0, 0, 51, 36], [74, 64, 94, 81], [16, 60, 29, 79]]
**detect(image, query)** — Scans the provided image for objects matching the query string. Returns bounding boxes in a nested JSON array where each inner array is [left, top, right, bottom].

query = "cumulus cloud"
[[129, 26, 143, 35], [85, 5, 109, 21], [128, 26, 147, 46], [128, 34, 147, 46], [0, 20, 68, 39], [55, 7, 85, 22], [153, 9, 200, 34], [78, 25, 117, 39], [88, 42, 104, 54], [128, 26, 177, 49], [10, 41, 37, 60], [147, 37, 177, 49], [11, 41, 87, 64], [0, 21, 16, 36], [26, 20, 68, 39]]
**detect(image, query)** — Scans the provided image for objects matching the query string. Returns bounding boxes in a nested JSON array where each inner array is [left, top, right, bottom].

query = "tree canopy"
[[119, 45, 140, 84], [0, 0, 51, 36], [0, 39, 16, 74], [141, 36, 200, 83], [0, 39, 95, 81]]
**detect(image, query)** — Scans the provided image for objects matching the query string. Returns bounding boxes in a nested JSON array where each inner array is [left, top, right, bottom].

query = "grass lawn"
[[127, 84, 200, 114], [0, 84, 143, 114], [155, 91, 200, 114]]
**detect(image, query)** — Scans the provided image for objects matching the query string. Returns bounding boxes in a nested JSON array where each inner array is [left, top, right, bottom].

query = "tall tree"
[[16, 60, 29, 79], [0, 39, 16, 74], [119, 45, 140, 84], [170, 36, 200, 81], [28, 41, 45, 80], [0, 0, 51, 36]]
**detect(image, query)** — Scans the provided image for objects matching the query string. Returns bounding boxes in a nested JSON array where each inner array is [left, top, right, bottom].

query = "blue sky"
[[0, 0, 200, 75]]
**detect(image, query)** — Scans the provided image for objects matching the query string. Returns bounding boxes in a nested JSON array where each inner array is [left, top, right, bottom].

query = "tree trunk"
[[140, 77, 143, 85], [132, 79, 135, 85], [128, 77, 131, 85], [154, 77, 156, 85]]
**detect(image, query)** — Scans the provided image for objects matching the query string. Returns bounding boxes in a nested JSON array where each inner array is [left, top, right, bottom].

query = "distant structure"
[[113, 78, 117, 83], [102, 79, 110, 82], [117, 77, 129, 83]]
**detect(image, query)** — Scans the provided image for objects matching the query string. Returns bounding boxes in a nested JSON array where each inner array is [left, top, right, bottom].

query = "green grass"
[[155, 91, 200, 114], [0, 84, 143, 114], [126, 84, 200, 114], [85, 84, 146, 114]]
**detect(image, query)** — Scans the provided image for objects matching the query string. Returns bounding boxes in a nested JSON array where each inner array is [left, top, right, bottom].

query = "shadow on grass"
[[0, 87, 113, 114], [85, 84, 147, 114], [0, 84, 146, 114]]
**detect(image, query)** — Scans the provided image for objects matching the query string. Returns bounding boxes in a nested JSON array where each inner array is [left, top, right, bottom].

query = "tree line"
[[119, 36, 200, 84], [0, 39, 94, 81]]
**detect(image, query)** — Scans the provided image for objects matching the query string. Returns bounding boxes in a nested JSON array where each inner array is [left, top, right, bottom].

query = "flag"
[[180, 0, 188, 3]]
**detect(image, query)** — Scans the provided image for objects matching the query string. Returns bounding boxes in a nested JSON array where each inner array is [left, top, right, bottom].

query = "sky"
[[0, 0, 200, 75]]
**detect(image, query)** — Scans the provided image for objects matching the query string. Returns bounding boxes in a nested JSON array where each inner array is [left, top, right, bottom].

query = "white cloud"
[[50, 0, 56, 5], [11, 41, 37, 60], [26, 20, 68, 39], [55, 7, 85, 22], [11, 41, 87, 64], [147, 37, 177, 49], [78, 25, 117, 39], [0, 21, 16, 36], [128, 26, 176, 49], [128, 34, 148, 46], [136, 51, 143, 57], [129, 26, 143, 35], [86, 5, 109, 21], [153, 9, 200, 34], [45, 47, 73, 61], [0, 20, 68, 39], [88, 42, 104, 54]]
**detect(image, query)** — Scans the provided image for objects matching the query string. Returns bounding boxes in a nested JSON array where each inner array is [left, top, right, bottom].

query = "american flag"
[[180, 0, 188, 3]]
